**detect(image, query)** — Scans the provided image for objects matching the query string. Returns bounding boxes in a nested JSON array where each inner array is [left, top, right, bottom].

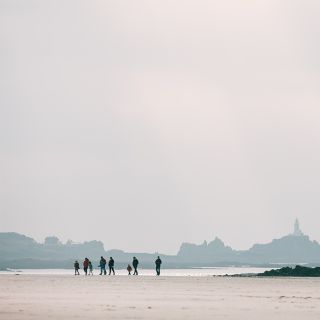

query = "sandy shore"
[[0, 275, 319, 319]]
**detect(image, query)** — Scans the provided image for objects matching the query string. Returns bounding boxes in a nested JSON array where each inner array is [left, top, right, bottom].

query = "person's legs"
[[112, 267, 115, 275]]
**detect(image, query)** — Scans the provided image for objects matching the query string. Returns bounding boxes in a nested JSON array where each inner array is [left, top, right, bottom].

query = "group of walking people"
[[74, 256, 162, 276], [126, 256, 139, 275], [98, 256, 115, 275], [74, 257, 93, 275]]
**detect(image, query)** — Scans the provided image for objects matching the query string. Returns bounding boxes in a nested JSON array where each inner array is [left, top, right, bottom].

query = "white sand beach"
[[0, 275, 319, 319]]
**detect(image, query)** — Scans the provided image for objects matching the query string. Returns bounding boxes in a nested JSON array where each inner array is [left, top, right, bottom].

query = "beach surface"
[[0, 274, 319, 319]]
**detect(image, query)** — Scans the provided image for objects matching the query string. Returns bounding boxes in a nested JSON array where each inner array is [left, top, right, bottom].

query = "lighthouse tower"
[[293, 218, 304, 236]]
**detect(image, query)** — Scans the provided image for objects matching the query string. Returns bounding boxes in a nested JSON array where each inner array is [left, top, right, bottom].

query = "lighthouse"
[[293, 218, 304, 236]]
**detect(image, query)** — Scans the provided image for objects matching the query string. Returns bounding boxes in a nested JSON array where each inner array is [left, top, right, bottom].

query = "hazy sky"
[[1, 0, 320, 254]]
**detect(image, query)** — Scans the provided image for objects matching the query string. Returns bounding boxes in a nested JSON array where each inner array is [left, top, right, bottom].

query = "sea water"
[[0, 267, 273, 276]]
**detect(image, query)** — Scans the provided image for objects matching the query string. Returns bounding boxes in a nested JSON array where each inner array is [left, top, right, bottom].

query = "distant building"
[[292, 218, 304, 236]]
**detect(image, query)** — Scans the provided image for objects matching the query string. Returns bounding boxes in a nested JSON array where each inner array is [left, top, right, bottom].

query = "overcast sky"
[[1, 0, 320, 254]]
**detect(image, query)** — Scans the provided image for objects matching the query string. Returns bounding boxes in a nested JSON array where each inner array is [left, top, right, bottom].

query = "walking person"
[[127, 264, 132, 275], [83, 257, 89, 275], [88, 260, 93, 275], [99, 256, 107, 275], [132, 257, 139, 275], [74, 260, 80, 275], [108, 257, 115, 275], [155, 256, 162, 276]]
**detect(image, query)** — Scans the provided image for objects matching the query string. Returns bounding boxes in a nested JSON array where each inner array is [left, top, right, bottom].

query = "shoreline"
[[2, 265, 320, 278]]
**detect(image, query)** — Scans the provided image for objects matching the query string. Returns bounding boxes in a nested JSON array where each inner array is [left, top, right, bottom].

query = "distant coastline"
[[1, 220, 320, 269]]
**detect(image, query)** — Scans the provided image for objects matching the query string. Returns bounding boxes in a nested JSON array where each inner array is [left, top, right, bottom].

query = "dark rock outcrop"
[[258, 265, 320, 277]]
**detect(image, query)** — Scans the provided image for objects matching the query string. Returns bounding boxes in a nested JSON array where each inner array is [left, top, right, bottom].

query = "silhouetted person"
[[127, 264, 132, 275], [74, 260, 80, 275], [108, 257, 115, 275], [132, 257, 139, 275], [155, 256, 162, 276], [99, 256, 107, 275], [83, 257, 89, 275], [88, 260, 93, 275]]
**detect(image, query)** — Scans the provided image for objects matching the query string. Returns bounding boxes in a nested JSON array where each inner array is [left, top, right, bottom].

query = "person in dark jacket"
[[83, 257, 89, 275], [99, 256, 107, 275], [108, 257, 115, 275], [74, 260, 80, 275], [155, 256, 162, 276], [132, 257, 139, 275]]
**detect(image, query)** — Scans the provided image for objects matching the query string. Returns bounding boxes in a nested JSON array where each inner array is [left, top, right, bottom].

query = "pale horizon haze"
[[1, 0, 320, 254]]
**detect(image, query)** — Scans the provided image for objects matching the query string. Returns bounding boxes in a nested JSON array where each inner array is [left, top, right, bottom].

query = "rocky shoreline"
[[226, 265, 320, 277], [257, 265, 320, 277]]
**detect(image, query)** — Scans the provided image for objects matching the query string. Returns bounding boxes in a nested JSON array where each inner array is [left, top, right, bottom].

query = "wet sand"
[[0, 275, 319, 319]]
